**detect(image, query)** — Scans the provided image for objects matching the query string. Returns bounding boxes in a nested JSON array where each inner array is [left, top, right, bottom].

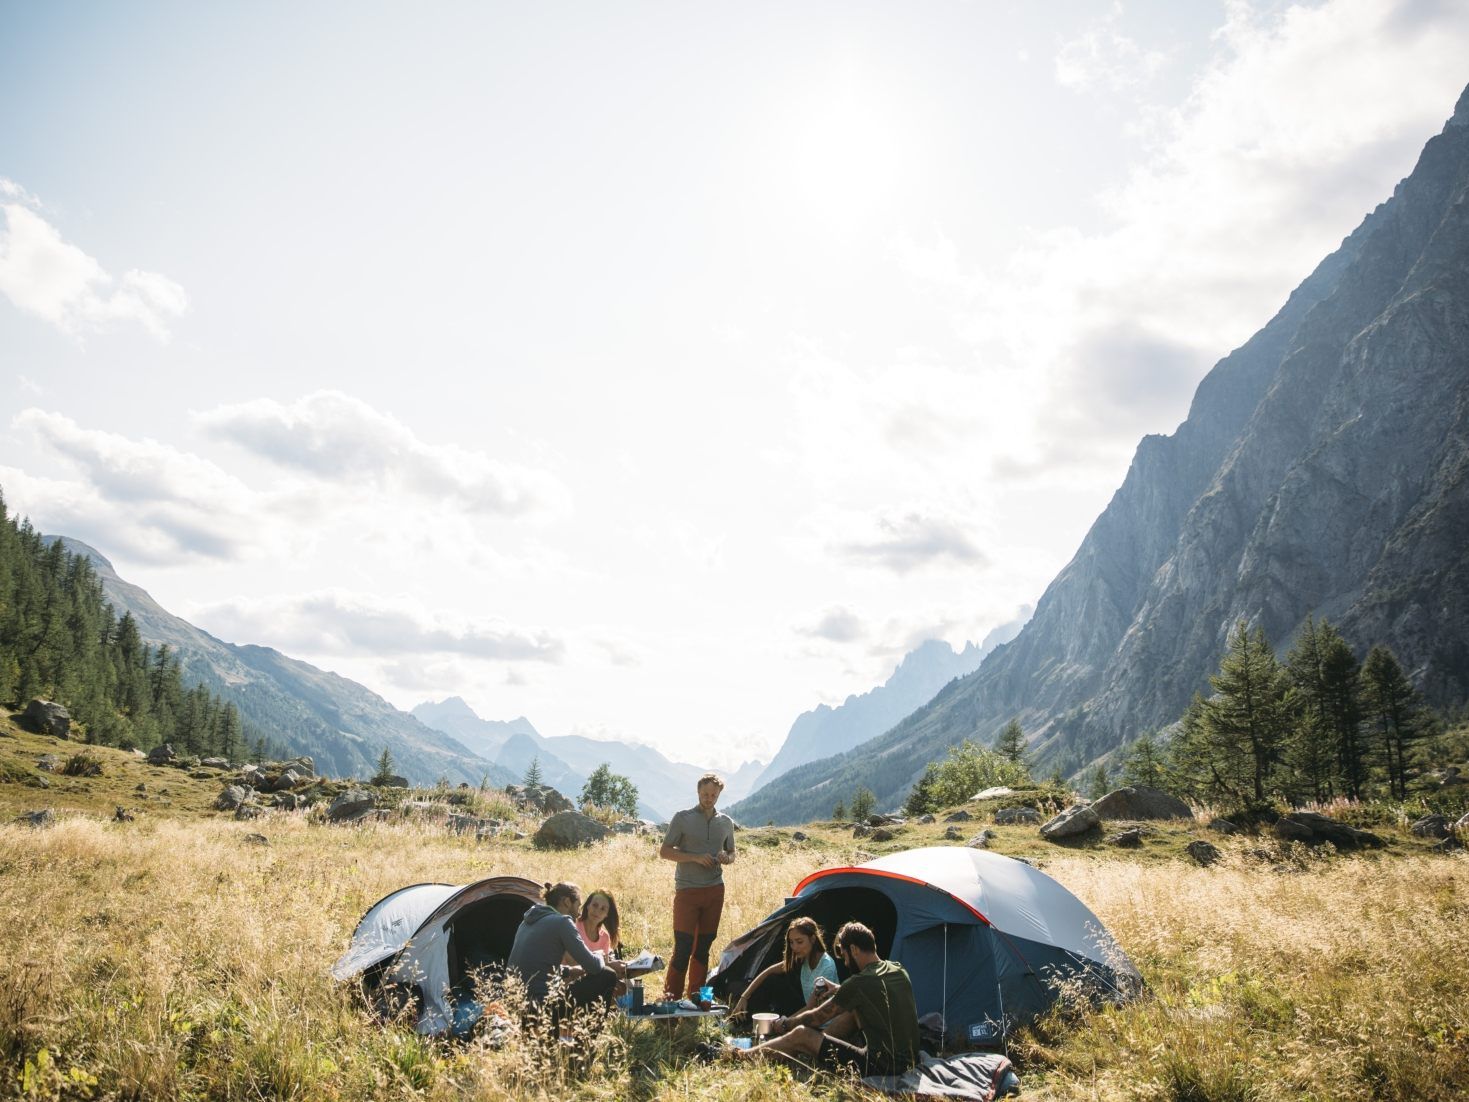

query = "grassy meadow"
[[1, 725, 1466, 1100]]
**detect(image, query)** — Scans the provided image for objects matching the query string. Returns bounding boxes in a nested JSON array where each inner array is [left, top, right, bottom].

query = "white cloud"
[[0, 197, 187, 341], [830, 507, 989, 575], [6, 410, 268, 562], [196, 390, 569, 517], [191, 589, 566, 662], [1055, 4, 1169, 93], [928, 0, 1469, 467], [799, 606, 866, 643]]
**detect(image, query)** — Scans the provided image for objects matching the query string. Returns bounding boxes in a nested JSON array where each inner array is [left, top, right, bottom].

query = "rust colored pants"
[[664, 883, 725, 999]]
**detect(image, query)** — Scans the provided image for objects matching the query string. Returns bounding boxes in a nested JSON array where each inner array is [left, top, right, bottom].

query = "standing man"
[[659, 771, 735, 1000], [723, 921, 920, 1078]]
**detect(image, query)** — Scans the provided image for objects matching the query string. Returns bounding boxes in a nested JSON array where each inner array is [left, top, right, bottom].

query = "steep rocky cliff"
[[733, 84, 1469, 825]]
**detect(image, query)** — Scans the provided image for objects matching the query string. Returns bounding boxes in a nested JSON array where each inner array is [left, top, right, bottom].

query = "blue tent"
[[710, 847, 1139, 1047]]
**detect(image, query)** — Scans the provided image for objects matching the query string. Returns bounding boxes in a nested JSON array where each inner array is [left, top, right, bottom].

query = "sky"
[[2, 1, 1467, 770]]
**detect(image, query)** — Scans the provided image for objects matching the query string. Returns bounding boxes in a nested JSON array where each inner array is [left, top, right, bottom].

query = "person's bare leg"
[[820, 1010, 860, 1041], [733, 1024, 824, 1064]]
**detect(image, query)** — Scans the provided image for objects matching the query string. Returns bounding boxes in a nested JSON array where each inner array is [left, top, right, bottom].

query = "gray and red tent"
[[710, 846, 1139, 1046]]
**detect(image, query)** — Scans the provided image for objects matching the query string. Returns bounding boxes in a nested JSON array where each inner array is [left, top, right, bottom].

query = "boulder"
[[869, 815, 904, 827], [282, 756, 316, 778], [17, 809, 54, 828], [1410, 815, 1450, 839], [243, 833, 269, 846], [273, 792, 304, 811], [942, 809, 972, 823], [506, 783, 574, 815], [994, 806, 1041, 825], [971, 787, 1014, 802], [377, 774, 410, 789], [1271, 817, 1316, 843], [113, 806, 135, 823], [1433, 766, 1463, 787], [1107, 828, 1144, 848], [791, 830, 808, 842], [870, 827, 897, 842], [234, 805, 265, 821], [200, 757, 230, 769], [327, 789, 378, 822], [1040, 803, 1100, 840], [943, 825, 963, 841], [35, 754, 62, 773], [1274, 812, 1384, 850], [146, 744, 177, 767], [1207, 818, 1240, 835], [1091, 786, 1193, 821], [1454, 812, 1469, 837], [1186, 840, 1222, 866], [447, 814, 485, 835], [916, 814, 936, 825], [215, 785, 252, 812], [134, 783, 147, 793], [533, 811, 609, 849], [852, 823, 873, 838], [968, 830, 994, 849], [23, 699, 71, 738], [269, 769, 305, 793]]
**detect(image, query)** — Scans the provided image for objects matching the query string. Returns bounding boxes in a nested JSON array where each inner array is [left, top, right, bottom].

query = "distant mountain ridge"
[[732, 82, 1469, 825], [411, 697, 765, 820], [749, 622, 1027, 794], [52, 538, 515, 788]]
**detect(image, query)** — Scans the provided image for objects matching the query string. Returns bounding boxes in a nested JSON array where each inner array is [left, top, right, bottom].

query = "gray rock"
[[870, 827, 897, 842], [1454, 812, 1469, 836], [234, 805, 265, 821], [23, 699, 71, 738], [942, 809, 972, 823], [1275, 812, 1383, 850], [943, 825, 963, 841], [506, 783, 574, 815], [190, 770, 215, 780], [270, 769, 305, 793], [1186, 840, 1222, 866], [968, 830, 994, 849], [1207, 818, 1240, 835], [791, 830, 808, 842], [916, 814, 936, 825], [215, 785, 252, 811], [994, 806, 1042, 825], [447, 813, 485, 835], [243, 833, 269, 846], [273, 792, 306, 811], [1040, 803, 1100, 840], [239, 765, 267, 789], [378, 774, 410, 789], [1272, 817, 1316, 843], [29, 776, 49, 789], [282, 756, 316, 778], [36, 754, 62, 773], [971, 786, 1014, 802], [134, 783, 147, 793], [1107, 828, 1144, 848], [200, 757, 230, 769], [1410, 815, 1450, 839], [533, 811, 609, 849], [146, 744, 177, 766], [17, 809, 54, 828], [1433, 766, 1463, 787], [327, 789, 378, 822], [1091, 786, 1193, 821], [852, 823, 873, 838]]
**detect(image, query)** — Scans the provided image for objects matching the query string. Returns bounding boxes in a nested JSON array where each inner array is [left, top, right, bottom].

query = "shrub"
[[61, 752, 103, 777]]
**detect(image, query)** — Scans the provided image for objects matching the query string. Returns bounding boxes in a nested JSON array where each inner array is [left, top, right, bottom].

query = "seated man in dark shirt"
[[728, 920, 920, 1077], [507, 881, 626, 1018]]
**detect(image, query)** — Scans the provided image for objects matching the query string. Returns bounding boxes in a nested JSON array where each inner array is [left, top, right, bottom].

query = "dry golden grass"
[[0, 811, 1465, 1101]]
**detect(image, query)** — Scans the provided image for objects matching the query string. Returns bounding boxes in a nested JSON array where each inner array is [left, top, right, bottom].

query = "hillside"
[[735, 83, 1469, 824], [54, 538, 515, 788]]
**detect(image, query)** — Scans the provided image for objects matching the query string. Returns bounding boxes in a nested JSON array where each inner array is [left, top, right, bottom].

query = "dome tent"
[[331, 875, 545, 1035], [709, 847, 1139, 1047]]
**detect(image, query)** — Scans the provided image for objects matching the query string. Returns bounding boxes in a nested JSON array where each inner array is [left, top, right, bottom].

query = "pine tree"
[[1086, 763, 1111, 801], [850, 786, 876, 822], [1194, 623, 1290, 804], [523, 756, 543, 788], [1119, 731, 1168, 789], [580, 763, 638, 816], [372, 747, 396, 785], [994, 719, 1026, 765], [831, 799, 846, 821], [1361, 646, 1429, 800]]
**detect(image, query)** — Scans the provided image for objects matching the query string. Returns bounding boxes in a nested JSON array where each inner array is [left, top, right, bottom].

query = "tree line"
[[0, 493, 253, 759]]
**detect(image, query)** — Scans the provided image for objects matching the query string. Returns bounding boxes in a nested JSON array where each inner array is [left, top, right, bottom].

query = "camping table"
[[622, 1003, 728, 1030]]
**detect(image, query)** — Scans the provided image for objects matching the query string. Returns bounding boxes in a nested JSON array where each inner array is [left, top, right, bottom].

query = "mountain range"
[[731, 82, 1469, 825], [751, 621, 1027, 792]]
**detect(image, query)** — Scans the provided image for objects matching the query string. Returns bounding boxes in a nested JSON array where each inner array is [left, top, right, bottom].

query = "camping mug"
[[629, 980, 644, 1011], [752, 1012, 779, 1038]]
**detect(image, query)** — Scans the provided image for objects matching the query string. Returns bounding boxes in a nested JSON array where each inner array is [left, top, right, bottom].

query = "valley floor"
[[0, 806, 1465, 1101]]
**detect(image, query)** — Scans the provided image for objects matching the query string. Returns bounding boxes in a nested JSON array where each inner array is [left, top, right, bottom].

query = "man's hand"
[[696, 852, 717, 868], [608, 959, 628, 978], [716, 850, 734, 865]]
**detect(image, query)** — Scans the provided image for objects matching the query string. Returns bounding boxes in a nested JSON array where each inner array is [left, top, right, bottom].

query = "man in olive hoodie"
[[508, 882, 626, 1011]]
